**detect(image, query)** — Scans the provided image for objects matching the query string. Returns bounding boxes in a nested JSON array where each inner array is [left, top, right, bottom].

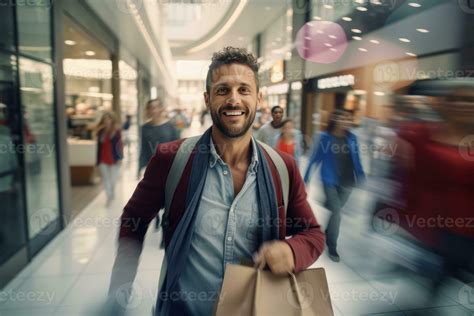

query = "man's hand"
[[253, 241, 295, 275]]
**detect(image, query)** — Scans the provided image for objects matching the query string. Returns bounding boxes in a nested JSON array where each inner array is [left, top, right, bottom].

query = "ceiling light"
[[374, 91, 385, 96], [314, 16, 322, 20], [353, 36, 362, 40], [328, 35, 337, 39], [416, 28, 430, 33], [286, 9, 293, 16], [399, 38, 411, 43], [64, 40, 76, 46], [324, 4, 333, 9], [85, 50, 96, 56], [304, 36, 311, 40], [324, 43, 333, 47], [316, 30, 324, 34], [359, 48, 368, 52], [351, 28, 362, 33], [342, 17, 352, 21], [408, 2, 421, 7], [330, 48, 338, 52], [406, 52, 417, 57], [370, 39, 380, 44], [287, 26, 293, 31], [356, 6, 368, 11]]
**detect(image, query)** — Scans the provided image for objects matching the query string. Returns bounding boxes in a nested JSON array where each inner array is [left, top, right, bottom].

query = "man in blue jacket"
[[304, 109, 365, 262]]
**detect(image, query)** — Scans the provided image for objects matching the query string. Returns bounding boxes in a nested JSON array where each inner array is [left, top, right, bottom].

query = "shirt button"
[[227, 236, 232, 241], [223, 170, 228, 175]]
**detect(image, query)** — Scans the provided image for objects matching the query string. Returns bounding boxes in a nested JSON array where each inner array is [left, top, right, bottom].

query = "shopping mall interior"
[[1, 0, 474, 315]]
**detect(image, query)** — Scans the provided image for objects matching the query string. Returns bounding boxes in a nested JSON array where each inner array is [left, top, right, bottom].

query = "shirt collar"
[[209, 137, 259, 173]]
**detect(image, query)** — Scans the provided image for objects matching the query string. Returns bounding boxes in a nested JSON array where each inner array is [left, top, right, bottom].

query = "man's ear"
[[204, 92, 210, 109]]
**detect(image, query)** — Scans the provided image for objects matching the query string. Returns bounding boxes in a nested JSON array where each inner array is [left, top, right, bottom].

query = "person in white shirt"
[[256, 105, 284, 145]]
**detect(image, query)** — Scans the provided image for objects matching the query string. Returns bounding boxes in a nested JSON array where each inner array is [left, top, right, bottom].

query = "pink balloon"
[[296, 21, 348, 64]]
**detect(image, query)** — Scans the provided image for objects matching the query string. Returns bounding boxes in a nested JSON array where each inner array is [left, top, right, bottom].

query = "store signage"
[[270, 60, 285, 83], [267, 83, 289, 95], [317, 74, 355, 89]]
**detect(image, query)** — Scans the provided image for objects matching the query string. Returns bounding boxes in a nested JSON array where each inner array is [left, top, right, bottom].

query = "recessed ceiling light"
[[85, 50, 96, 56], [328, 35, 337, 39], [64, 40, 76, 46], [330, 48, 338, 52], [324, 4, 333, 9], [370, 39, 380, 44], [359, 48, 368, 52], [416, 28, 430, 33], [374, 91, 385, 96], [406, 52, 417, 57], [399, 38, 411, 43], [408, 2, 421, 7], [324, 43, 333, 47], [304, 36, 311, 40], [356, 6, 368, 11], [351, 28, 362, 33], [314, 16, 322, 20], [342, 17, 352, 22], [353, 36, 362, 41], [316, 30, 324, 34]]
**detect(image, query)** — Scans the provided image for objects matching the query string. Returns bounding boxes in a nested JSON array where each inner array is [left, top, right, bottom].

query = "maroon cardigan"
[[119, 138, 325, 272]]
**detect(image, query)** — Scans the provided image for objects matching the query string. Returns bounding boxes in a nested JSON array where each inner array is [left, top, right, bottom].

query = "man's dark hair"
[[271, 105, 283, 114], [205, 47, 259, 95]]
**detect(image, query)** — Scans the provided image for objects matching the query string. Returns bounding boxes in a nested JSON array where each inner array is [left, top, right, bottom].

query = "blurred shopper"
[[274, 119, 303, 166], [304, 109, 365, 262], [122, 114, 132, 157], [393, 81, 474, 292], [138, 98, 180, 178], [108, 47, 324, 316], [172, 108, 191, 135], [256, 105, 284, 144], [96, 111, 123, 206]]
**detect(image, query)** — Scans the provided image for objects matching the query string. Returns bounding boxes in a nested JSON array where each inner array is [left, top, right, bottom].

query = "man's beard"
[[211, 106, 256, 138]]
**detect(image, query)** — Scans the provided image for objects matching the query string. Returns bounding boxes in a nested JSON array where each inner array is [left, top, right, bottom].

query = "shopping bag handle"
[[252, 269, 304, 315]]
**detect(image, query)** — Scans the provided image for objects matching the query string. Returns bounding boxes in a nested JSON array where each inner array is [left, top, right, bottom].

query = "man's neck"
[[211, 127, 252, 167], [151, 116, 167, 125]]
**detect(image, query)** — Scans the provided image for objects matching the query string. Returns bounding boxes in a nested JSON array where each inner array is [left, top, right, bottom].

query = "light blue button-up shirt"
[[178, 137, 260, 315]]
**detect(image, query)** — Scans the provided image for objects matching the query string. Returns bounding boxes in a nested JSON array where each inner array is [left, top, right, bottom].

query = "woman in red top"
[[96, 111, 123, 206], [275, 119, 302, 166]]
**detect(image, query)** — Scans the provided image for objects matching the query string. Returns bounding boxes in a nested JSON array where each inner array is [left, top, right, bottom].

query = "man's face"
[[272, 108, 284, 125], [204, 63, 261, 138]]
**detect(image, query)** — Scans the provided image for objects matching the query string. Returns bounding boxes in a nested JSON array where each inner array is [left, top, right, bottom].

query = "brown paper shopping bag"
[[214, 264, 334, 316]]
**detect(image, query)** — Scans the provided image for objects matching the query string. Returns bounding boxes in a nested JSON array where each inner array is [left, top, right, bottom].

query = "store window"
[[16, 0, 52, 62], [18, 57, 60, 239], [0, 3, 16, 51], [0, 52, 27, 265]]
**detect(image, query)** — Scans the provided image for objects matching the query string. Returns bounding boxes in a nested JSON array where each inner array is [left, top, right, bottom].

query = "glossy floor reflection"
[[1, 132, 473, 316]]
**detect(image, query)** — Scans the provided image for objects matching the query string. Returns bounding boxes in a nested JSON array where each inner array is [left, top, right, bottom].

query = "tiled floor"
[[1, 124, 473, 316]]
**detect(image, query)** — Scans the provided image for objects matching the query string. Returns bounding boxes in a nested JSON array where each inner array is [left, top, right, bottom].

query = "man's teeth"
[[223, 111, 244, 116]]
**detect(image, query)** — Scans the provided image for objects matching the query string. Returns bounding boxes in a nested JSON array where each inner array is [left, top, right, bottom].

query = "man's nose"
[[226, 90, 241, 105]]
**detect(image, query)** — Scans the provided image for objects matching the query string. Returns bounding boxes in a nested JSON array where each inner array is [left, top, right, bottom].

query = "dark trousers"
[[323, 185, 352, 252]]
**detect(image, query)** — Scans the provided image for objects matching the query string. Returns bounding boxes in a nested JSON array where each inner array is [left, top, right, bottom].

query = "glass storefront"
[[0, 0, 62, 288]]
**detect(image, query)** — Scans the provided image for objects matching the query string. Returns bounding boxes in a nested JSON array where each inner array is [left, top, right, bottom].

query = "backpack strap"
[[256, 141, 290, 215], [163, 136, 200, 222]]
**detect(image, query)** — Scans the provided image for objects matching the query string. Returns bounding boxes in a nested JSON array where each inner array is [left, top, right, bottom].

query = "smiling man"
[[108, 47, 324, 316]]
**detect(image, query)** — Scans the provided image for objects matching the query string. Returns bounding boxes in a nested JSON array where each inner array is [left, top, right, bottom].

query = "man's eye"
[[240, 87, 250, 94], [216, 88, 228, 94]]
